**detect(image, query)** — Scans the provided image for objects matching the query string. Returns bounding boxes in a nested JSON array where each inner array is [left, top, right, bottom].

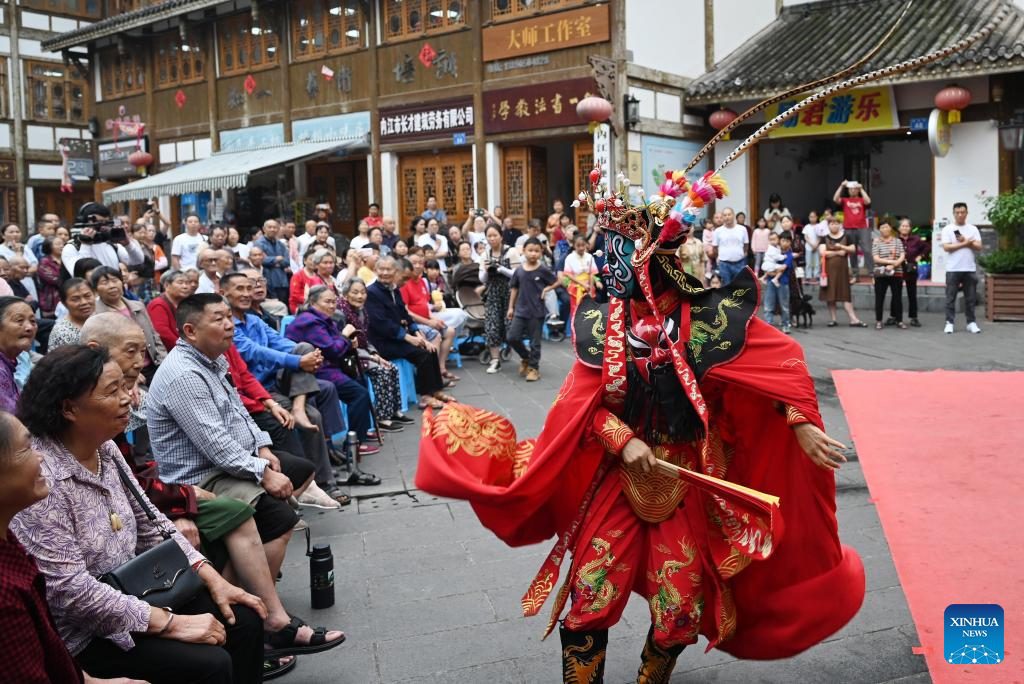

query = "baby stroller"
[[455, 285, 507, 363]]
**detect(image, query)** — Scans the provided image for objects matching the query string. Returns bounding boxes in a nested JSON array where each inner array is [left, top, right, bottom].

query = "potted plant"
[[980, 184, 1024, 321]]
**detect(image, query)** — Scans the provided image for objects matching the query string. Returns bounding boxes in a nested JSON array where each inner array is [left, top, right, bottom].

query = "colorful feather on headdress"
[[685, 171, 729, 210]]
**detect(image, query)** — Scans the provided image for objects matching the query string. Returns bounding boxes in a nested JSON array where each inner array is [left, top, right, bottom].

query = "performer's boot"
[[635, 627, 685, 684], [560, 625, 608, 684]]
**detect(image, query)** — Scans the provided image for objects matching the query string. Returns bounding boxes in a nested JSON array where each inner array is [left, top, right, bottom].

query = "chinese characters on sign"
[[593, 123, 611, 190], [766, 86, 899, 138], [482, 4, 610, 62], [379, 98, 474, 143], [394, 44, 459, 83], [485, 54, 551, 74], [483, 77, 597, 134]]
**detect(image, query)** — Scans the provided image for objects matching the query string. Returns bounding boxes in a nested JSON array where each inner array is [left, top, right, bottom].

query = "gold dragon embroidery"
[[575, 537, 623, 614], [582, 308, 606, 356], [688, 288, 750, 364], [562, 636, 606, 684], [648, 539, 700, 633]]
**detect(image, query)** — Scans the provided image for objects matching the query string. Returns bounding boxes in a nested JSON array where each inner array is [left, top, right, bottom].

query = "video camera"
[[71, 201, 126, 246]]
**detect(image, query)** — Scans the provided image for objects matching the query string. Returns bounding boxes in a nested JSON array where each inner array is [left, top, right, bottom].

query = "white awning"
[[102, 138, 363, 203]]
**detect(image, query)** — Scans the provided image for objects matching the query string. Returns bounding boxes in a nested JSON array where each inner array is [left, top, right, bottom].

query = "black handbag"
[[98, 457, 203, 610]]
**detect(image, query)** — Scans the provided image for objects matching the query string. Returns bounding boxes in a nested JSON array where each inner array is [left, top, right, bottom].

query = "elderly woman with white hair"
[[288, 247, 337, 314]]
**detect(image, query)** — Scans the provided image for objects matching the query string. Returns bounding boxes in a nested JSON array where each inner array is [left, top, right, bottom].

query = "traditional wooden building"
[[0, 1, 99, 227], [40, 0, 695, 236]]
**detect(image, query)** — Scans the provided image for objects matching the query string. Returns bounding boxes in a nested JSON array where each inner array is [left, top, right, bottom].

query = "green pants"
[[196, 497, 256, 571]]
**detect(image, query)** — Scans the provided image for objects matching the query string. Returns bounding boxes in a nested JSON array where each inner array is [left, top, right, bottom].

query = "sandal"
[[264, 655, 297, 680], [345, 470, 382, 486], [897, 322, 908, 329], [265, 616, 346, 658], [442, 371, 460, 382], [875, 322, 883, 330], [418, 398, 444, 410], [433, 392, 456, 403], [849, 321, 868, 328]]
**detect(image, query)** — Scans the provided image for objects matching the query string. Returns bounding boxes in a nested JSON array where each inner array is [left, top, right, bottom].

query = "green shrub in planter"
[[979, 247, 1024, 274], [980, 184, 1024, 274]]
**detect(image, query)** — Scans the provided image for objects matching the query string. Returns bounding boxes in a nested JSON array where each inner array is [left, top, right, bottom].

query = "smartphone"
[[953, 229, 963, 240], [475, 208, 485, 217]]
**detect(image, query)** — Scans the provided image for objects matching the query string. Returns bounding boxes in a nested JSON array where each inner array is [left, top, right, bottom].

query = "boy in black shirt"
[[506, 238, 560, 382]]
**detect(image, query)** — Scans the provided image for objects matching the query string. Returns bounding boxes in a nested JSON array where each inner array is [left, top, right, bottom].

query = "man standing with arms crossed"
[[941, 201, 983, 334]]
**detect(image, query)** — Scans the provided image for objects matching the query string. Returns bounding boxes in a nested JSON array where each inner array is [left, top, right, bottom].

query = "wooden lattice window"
[[108, 0, 143, 12], [0, 61, 8, 119], [154, 31, 205, 89], [23, 0, 100, 18], [383, 0, 465, 42], [460, 163, 474, 217], [490, 0, 585, 21], [219, 13, 280, 76], [25, 60, 87, 123], [100, 49, 145, 99], [504, 156, 526, 219], [292, 0, 364, 61]]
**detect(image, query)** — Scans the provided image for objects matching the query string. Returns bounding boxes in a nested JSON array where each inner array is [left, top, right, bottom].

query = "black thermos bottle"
[[309, 543, 335, 609]]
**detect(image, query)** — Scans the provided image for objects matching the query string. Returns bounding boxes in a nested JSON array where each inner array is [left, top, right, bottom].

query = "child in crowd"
[[760, 232, 787, 286], [474, 240, 487, 261], [561, 234, 601, 306], [506, 238, 560, 382], [425, 258, 452, 307], [764, 233, 795, 334], [751, 217, 771, 275], [709, 272, 722, 288], [802, 211, 821, 280]]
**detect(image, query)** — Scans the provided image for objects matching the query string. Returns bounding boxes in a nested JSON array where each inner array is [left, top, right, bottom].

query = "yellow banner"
[[766, 85, 899, 138]]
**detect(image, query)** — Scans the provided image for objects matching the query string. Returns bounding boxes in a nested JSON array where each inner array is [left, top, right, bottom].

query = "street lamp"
[[999, 110, 1024, 151], [624, 94, 640, 130]]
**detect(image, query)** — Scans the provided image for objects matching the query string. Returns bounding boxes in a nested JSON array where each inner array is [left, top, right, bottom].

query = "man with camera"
[[61, 202, 146, 276]]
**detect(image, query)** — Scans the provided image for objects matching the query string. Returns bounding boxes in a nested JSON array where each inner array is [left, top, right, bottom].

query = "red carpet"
[[834, 370, 1023, 683]]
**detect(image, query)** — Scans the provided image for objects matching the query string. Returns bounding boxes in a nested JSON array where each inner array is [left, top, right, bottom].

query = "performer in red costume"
[[416, 10, 1004, 678]]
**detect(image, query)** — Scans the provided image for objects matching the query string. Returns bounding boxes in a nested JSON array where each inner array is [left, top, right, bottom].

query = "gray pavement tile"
[[281, 641, 380, 684], [367, 555, 542, 606], [394, 659, 523, 684]]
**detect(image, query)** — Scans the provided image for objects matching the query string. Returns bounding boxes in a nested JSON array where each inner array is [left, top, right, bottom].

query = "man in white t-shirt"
[[170, 214, 208, 270], [710, 208, 749, 285], [940, 201, 983, 334]]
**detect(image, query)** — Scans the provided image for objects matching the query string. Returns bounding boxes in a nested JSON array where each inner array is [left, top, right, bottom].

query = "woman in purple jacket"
[[284, 286, 383, 439], [895, 217, 928, 327]]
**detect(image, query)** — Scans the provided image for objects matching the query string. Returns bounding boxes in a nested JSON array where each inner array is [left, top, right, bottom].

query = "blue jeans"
[[718, 259, 746, 285], [805, 245, 819, 279], [764, 279, 790, 327]]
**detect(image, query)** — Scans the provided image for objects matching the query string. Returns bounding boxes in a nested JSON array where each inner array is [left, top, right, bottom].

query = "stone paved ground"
[[274, 308, 1024, 684]]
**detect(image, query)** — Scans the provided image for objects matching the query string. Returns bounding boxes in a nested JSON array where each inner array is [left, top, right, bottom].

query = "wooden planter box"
[[986, 273, 1024, 321]]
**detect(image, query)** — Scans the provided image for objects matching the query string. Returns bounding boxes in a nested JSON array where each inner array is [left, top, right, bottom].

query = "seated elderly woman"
[[0, 412, 147, 684], [363, 257, 447, 410], [289, 247, 337, 314], [11, 346, 267, 682], [0, 297, 37, 413], [285, 286, 388, 440], [146, 268, 198, 351], [337, 278, 410, 429], [48, 277, 96, 350], [90, 266, 167, 383]]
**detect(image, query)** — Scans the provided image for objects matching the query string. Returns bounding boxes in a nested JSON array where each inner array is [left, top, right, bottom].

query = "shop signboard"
[[219, 123, 286, 152], [97, 137, 149, 179], [379, 97, 474, 143], [292, 112, 371, 143], [60, 138, 95, 179], [482, 4, 610, 62], [483, 77, 597, 134], [765, 85, 899, 138]]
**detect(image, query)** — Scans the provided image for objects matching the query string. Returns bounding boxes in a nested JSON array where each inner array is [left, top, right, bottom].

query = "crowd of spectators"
[[0, 192, 616, 681]]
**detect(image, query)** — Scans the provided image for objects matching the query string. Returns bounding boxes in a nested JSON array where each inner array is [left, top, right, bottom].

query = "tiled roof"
[[42, 0, 224, 52], [686, 0, 1024, 104]]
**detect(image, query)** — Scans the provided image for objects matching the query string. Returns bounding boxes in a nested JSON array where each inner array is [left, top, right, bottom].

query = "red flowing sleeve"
[[704, 319, 864, 659]]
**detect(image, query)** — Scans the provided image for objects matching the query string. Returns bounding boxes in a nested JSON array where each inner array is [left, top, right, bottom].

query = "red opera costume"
[[416, 169, 865, 681]]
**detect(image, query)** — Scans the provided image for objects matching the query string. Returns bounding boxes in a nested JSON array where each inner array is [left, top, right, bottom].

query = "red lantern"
[[128, 149, 154, 176], [709, 107, 738, 131], [935, 85, 971, 124], [576, 96, 613, 123]]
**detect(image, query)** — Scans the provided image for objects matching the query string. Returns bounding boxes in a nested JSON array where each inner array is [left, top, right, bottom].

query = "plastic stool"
[[280, 315, 296, 334], [448, 337, 464, 369], [393, 358, 417, 413]]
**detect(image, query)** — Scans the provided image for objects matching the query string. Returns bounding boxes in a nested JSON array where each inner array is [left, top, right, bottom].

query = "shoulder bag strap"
[[109, 452, 173, 540]]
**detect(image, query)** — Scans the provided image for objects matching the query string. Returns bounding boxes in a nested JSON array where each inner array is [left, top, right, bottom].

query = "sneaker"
[[884, 317, 897, 327], [525, 367, 540, 382], [782, 325, 791, 335], [910, 318, 921, 327], [966, 322, 982, 334], [944, 322, 954, 334], [297, 483, 342, 510], [358, 443, 381, 456], [486, 359, 501, 374], [391, 413, 416, 424], [519, 359, 529, 377], [546, 315, 563, 325]]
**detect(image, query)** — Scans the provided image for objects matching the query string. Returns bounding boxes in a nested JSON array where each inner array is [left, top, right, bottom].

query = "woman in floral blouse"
[[12, 346, 266, 682]]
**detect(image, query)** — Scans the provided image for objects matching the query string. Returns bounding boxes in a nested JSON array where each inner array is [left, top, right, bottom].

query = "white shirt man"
[[711, 208, 749, 285], [171, 215, 208, 270], [940, 203, 983, 334]]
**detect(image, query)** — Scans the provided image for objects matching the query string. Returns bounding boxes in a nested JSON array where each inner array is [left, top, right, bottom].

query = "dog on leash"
[[793, 294, 815, 328]]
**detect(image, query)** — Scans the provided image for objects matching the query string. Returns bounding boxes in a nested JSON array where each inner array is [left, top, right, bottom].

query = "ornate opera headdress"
[[575, 0, 1008, 298]]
